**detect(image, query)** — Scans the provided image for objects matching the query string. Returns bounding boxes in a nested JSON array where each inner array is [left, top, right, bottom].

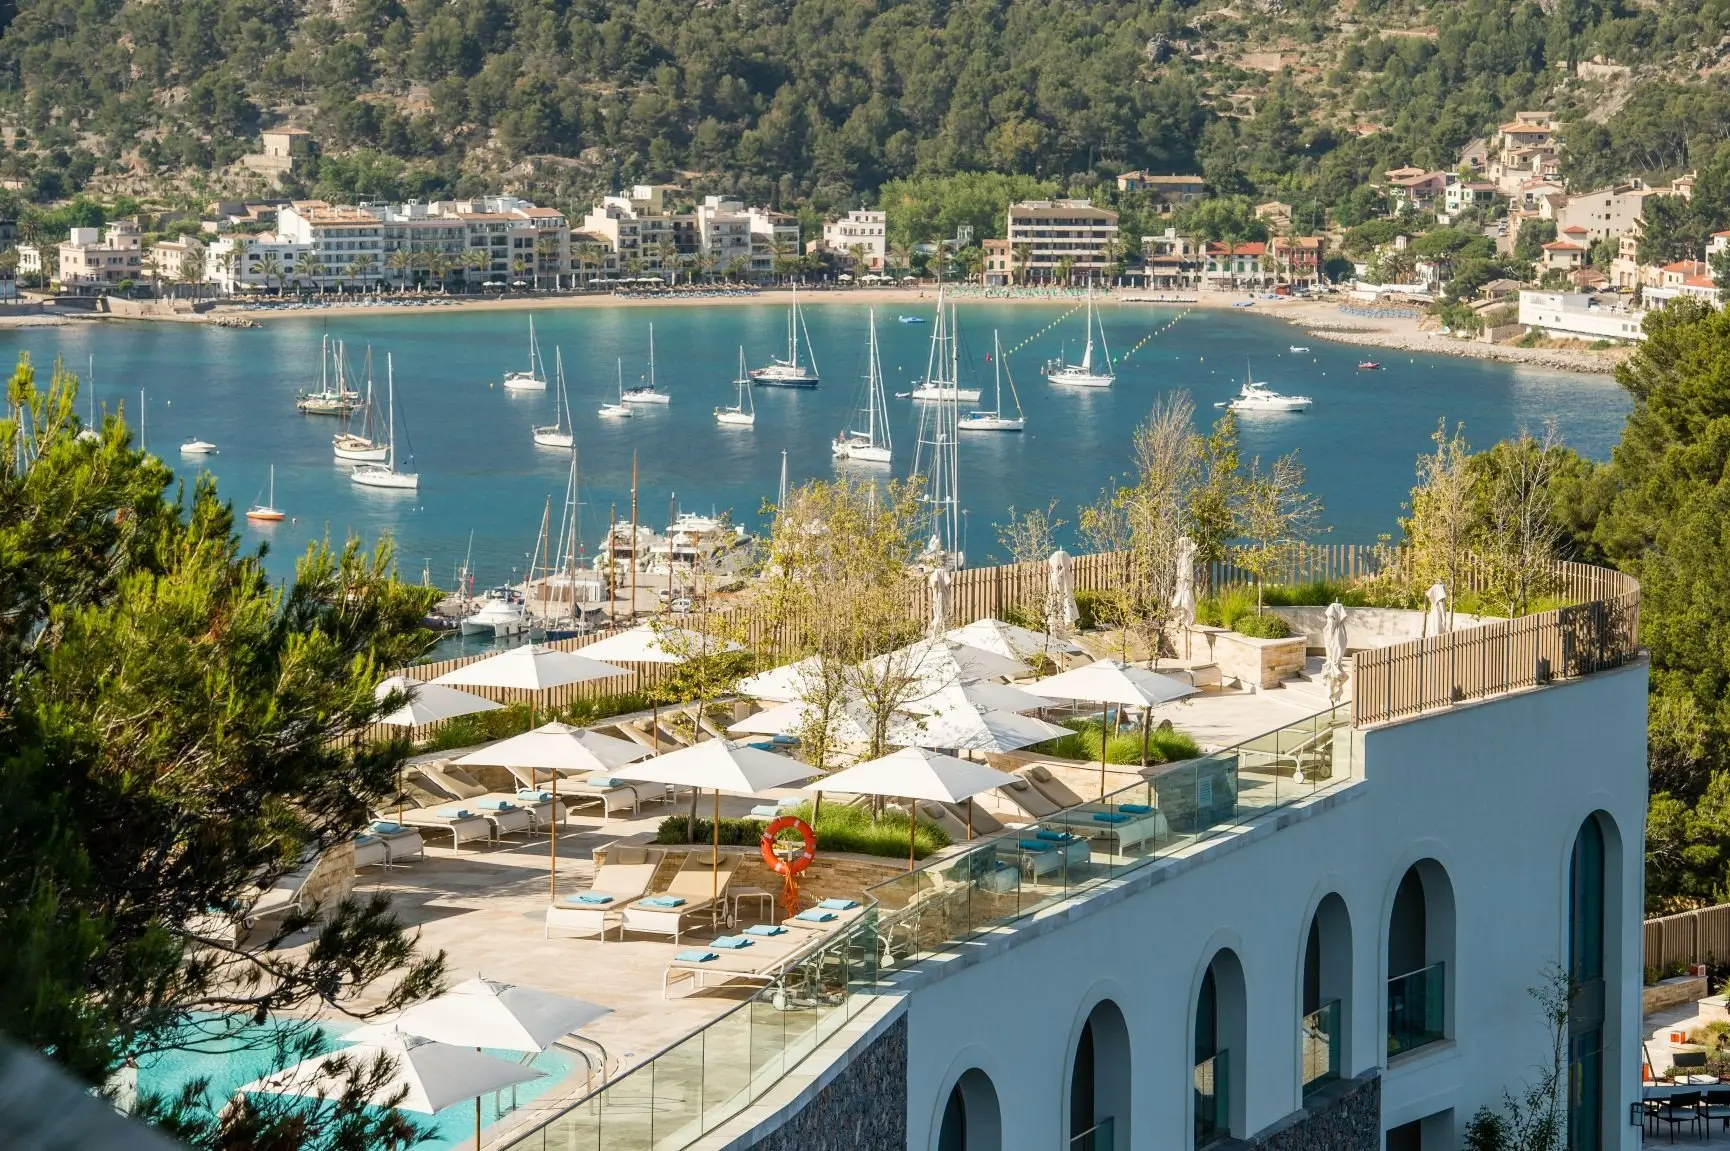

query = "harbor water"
[[4, 301, 1631, 585]]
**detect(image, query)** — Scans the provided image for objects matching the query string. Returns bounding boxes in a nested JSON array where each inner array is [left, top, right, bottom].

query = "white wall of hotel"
[[737, 661, 1648, 1151], [1518, 290, 1647, 342]]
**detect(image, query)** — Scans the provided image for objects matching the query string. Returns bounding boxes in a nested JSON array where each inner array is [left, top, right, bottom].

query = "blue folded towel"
[[747, 742, 777, 753], [517, 789, 553, 802], [818, 898, 859, 910], [1120, 803, 1152, 815], [748, 804, 782, 819], [477, 799, 517, 811], [1018, 839, 1056, 852], [745, 924, 787, 936], [370, 821, 403, 834], [569, 893, 613, 905], [441, 808, 473, 819], [710, 935, 753, 950], [795, 909, 836, 922], [1092, 812, 1131, 824], [1035, 830, 1075, 842], [584, 775, 622, 788], [771, 734, 800, 746], [641, 896, 685, 908], [356, 834, 380, 845], [675, 949, 717, 963]]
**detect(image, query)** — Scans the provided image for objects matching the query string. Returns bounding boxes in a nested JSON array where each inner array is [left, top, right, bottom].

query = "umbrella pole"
[[968, 797, 974, 839], [1142, 707, 1150, 769], [1099, 701, 1108, 800], [907, 802, 916, 871], [475, 1097, 481, 1151], [712, 788, 721, 924], [549, 768, 560, 902]]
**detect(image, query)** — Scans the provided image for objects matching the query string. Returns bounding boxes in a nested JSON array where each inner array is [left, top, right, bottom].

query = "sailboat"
[[959, 331, 1026, 432], [715, 346, 756, 427], [247, 465, 286, 522], [621, 325, 671, 404], [535, 446, 593, 639], [333, 348, 389, 461], [1044, 288, 1116, 387], [297, 335, 360, 414], [750, 284, 820, 387], [351, 354, 419, 490], [598, 359, 634, 419], [912, 340, 964, 570], [533, 348, 576, 447], [137, 388, 157, 460], [76, 355, 100, 443], [832, 309, 893, 464], [908, 293, 982, 402], [502, 316, 549, 391]]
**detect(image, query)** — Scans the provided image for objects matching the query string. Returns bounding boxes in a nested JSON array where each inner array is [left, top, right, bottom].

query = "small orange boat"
[[246, 465, 286, 522]]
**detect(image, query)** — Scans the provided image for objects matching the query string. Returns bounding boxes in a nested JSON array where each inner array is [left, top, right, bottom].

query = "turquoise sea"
[[2, 301, 1631, 585]]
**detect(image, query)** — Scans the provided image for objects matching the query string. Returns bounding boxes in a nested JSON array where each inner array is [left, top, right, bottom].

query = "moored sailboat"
[[959, 331, 1026, 432], [598, 359, 634, 419], [832, 309, 893, 464], [502, 316, 549, 391], [297, 335, 360, 414], [621, 325, 671, 404], [532, 348, 576, 447], [908, 293, 981, 402], [1043, 288, 1116, 387], [333, 348, 389, 461], [350, 354, 420, 490], [246, 465, 286, 522], [715, 346, 756, 427], [750, 284, 820, 387]]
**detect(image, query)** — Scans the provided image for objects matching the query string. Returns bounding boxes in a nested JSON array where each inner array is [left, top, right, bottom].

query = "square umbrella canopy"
[[578, 624, 742, 664], [727, 697, 874, 743], [1033, 659, 1201, 797], [236, 1031, 543, 1115], [806, 747, 1019, 865], [344, 976, 610, 1054], [452, 723, 649, 774], [945, 618, 1084, 660], [902, 678, 1054, 716], [859, 637, 1029, 699], [429, 644, 628, 693], [375, 676, 504, 728], [888, 695, 1071, 754], [736, 655, 823, 703]]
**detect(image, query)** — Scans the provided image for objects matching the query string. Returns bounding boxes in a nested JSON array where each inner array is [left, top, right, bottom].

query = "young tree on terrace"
[[1473, 425, 1567, 618], [1403, 419, 1480, 627], [994, 498, 1066, 639], [1122, 391, 1203, 667], [1236, 449, 1326, 610], [0, 355, 446, 1149]]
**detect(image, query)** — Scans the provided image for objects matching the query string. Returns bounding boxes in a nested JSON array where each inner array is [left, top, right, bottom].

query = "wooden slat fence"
[[1646, 905, 1730, 975]]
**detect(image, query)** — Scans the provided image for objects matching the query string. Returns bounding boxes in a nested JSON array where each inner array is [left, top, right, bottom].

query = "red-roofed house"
[[1541, 240, 1586, 273], [1645, 260, 1721, 309], [1202, 242, 1270, 289], [1270, 236, 1327, 287]]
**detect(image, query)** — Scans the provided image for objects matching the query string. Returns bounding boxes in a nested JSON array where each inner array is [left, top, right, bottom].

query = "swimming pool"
[[136, 1015, 572, 1148]]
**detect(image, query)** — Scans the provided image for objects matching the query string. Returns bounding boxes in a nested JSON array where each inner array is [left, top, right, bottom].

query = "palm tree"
[[694, 250, 717, 284], [345, 256, 370, 295], [178, 253, 204, 301], [256, 253, 283, 296], [960, 246, 985, 285], [294, 251, 324, 295], [1012, 243, 1032, 287], [846, 243, 868, 281], [463, 247, 489, 291], [215, 249, 238, 297], [141, 250, 163, 298], [385, 248, 412, 292], [512, 254, 532, 288], [534, 236, 561, 289]]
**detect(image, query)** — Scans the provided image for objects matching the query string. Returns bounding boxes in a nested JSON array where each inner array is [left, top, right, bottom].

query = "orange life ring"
[[761, 816, 816, 875]]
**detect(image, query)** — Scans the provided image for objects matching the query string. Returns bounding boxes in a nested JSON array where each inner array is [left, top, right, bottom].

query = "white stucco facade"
[[897, 662, 1648, 1151]]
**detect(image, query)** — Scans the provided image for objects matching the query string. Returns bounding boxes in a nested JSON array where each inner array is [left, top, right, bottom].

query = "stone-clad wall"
[[743, 1015, 907, 1151], [1243, 1070, 1381, 1151]]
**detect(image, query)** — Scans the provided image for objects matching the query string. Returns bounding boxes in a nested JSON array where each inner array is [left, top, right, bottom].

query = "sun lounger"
[[996, 776, 1062, 819], [1078, 807, 1169, 854], [556, 775, 645, 818], [1018, 765, 1089, 809], [412, 763, 566, 830], [622, 852, 739, 943], [915, 801, 970, 842], [662, 931, 814, 997], [950, 801, 1004, 835], [544, 846, 667, 940], [779, 899, 868, 935], [1004, 831, 1091, 879], [390, 806, 495, 851], [354, 823, 425, 869]]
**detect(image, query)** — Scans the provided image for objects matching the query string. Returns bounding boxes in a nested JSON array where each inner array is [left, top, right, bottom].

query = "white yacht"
[[297, 336, 360, 414], [832, 309, 893, 464], [598, 359, 633, 419], [179, 438, 217, 454], [1043, 289, 1115, 387], [502, 316, 548, 391], [1216, 368, 1313, 414], [716, 346, 756, 427], [907, 294, 982, 402], [959, 331, 1025, 432], [333, 349, 389, 462], [532, 348, 575, 448], [351, 355, 421, 489], [621, 325, 671, 404], [460, 587, 528, 636], [750, 284, 820, 387]]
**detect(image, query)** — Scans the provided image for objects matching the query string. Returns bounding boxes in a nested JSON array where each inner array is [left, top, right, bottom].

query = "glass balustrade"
[[1194, 1050, 1229, 1146], [1069, 1116, 1114, 1151], [1301, 999, 1341, 1094], [1387, 962, 1447, 1058]]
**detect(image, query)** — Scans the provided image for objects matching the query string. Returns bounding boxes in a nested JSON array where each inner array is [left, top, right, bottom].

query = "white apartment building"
[[145, 236, 204, 287], [1004, 199, 1120, 282], [695, 196, 753, 278], [581, 186, 796, 281], [1519, 289, 1647, 341], [203, 233, 312, 294], [822, 209, 888, 270], [746, 207, 801, 277], [1643, 260, 1721, 309], [56, 222, 142, 286], [1546, 182, 1658, 245]]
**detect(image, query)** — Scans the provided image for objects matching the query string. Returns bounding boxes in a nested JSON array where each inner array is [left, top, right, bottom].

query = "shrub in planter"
[[1233, 612, 1293, 640]]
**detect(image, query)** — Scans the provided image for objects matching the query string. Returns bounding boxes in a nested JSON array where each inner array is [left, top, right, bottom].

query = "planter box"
[[1186, 625, 1306, 689], [1644, 974, 1708, 1015], [1269, 605, 1504, 649]]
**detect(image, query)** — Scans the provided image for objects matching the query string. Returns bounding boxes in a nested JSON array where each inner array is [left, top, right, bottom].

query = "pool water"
[[136, 1016, 572, 1148]]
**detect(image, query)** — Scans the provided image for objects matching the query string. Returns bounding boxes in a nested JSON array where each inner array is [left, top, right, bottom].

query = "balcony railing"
[[1387, 962, 1447, 1058], [1069, 1117, 1115, 1151], [1194, 1050, 1229, 1146], [1301, 999, 1341, 1093]]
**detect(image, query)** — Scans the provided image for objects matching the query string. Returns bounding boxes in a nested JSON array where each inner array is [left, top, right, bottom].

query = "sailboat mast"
[[648, 324, 656, 391], [385, 354, 395, 470], [993, 330, 1003, 413], [629, 451, 639, 623], [789, 286, 798, 365], [778, 450, 788, 510]]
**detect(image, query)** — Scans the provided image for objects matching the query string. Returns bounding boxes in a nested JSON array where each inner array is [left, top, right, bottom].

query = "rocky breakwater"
[[1290, 305, 1629, 375]]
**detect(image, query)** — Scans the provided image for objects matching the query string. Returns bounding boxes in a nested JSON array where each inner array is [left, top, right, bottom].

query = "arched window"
[[1387, 860, 1456, 1058], [1068, 1001, 1130, 1151], [1569, 816, 1608, 1151], [1301, 893, 1353, 1093], [1195, 950, 1247, 1147], [936, 1068, 1001, 1151]]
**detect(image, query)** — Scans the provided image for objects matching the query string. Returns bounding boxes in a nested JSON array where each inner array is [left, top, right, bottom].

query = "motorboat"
[[832, 309, 893, 464], [598, 358, 634, 419], [460, 587, 528, 637], [532, 348, 575, 447], [750, 284, 820, 387], [179, 438, 217, 454], [502, 316, 549, 390], [621, 324, 671, 404], [897, 315, 926, 323], [959, 331, 1025, 432], [716, 346, 756, 426], [246, 465, 286, 522], [350, 354, 420, 490], [1358, 360, 1382, 370], [1215, 367, 1312, 413], [1289, 345, 1311, 353], [334, 349, 389, 461], [1043, 288, 1115, 387]]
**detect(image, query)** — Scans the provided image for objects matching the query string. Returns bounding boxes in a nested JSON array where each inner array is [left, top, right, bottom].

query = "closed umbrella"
[[1034, 659, 1200, 796], [1321, 601, 1349, 706], [451, 719, 645, 900], [237, 1031, 542, 1151], [927, 566, 953, 638], [806, 747, 1018, 865], [1173, 536, 1198, 627], [1047, 549, 1079, 632], [1424, 583, 1450, 637], [616, 741, 817, 906]]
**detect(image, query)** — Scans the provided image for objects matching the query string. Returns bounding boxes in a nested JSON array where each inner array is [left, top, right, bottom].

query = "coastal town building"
[[1202, 241, 1270, 289], [240, 127, 315, 186], [820, 210, 888, 271], [1490, 112, 1562, 192], [581, 186, 798, 282], [1541, 237, 1587, 274], [1270, 235, 1326, 287], [1442, 180, 1500, 221], [1254, 200, 1293, 233], [145, 236, 205, 289], [1519, 289, 1646, 341], [55, 221, 142, 286], [1643, 260, 1721, 309], [1116, 173, 1207, 211], [1136, 228, 1204, 289], [1002, 199, 1119, 282], [1383, 169, 1451, 211], [744, 206, 801, 277]]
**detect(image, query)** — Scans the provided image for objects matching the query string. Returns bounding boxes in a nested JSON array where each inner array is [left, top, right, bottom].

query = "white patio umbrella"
[[806, 747, 1018, 865], [580, 623, 744, 754], [945, 618, 1083, 661], [727, 697, 874, 743], [902, 678, 1054, 716], [927, 566, 953, 638], [1424, 582, 1450, 637], [344, 978, 610, 1144], [860, 637, 1028, 700], [237, 1031, 542, 1151], [1321, 601, 1349, 706], [1034, 659, 1201, 796], [1047, 549, 1080, 632], [375, 676, 504, 728], [736, 655, 822, 703], [454, 722, 650, 899], [616, 741, 817, 904], [890, 691, 1071, 754]]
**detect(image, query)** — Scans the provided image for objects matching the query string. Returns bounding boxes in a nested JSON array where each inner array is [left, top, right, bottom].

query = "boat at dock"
[[832, 309, 893, 464], [750, 284, 820, 387], [460, 586, 528, 636]]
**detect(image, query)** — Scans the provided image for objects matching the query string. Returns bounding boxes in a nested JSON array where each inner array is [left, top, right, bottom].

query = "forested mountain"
[[0, 0, 1728, 221]]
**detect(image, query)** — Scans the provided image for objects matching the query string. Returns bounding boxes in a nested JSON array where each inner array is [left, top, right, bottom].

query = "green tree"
[[0, 355, 445, 1144]]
